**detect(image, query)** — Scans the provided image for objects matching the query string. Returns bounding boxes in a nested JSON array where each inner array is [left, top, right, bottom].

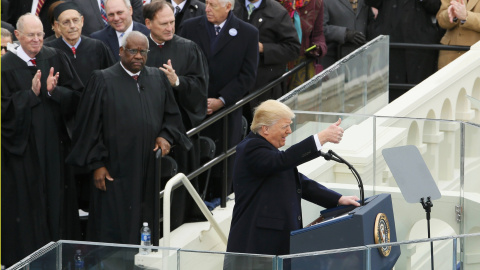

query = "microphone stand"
[[321, 150, 365, 206], [421, 196, 434, 270]]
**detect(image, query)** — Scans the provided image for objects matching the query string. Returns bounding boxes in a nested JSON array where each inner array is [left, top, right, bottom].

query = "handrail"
[[390, 42, 470, 51], [186, 58, 315, 137], [162, 173, 228, 268]]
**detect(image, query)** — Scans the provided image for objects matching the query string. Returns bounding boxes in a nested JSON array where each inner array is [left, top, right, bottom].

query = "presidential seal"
[[374, 213, 391, 257]]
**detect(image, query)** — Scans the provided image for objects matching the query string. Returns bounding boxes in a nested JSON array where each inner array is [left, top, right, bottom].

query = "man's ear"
[[261, 125, 269, 135], [145, 18, 151, 30]]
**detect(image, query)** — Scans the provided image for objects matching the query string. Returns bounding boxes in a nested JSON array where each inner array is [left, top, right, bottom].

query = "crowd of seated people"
[[1, 0, 479, 267]]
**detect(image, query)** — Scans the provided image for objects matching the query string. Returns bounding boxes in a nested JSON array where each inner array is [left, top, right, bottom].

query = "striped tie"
[[215, 26, 221, 36], [174, 6, 181, 16], [100, 0, 109, 26], [35, 0, 45, 16], [247, 3, 255, 20]]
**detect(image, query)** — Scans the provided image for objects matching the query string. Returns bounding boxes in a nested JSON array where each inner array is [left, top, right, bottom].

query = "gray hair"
[[1, 28, 13, 39], [218, 0, 235, 9], [250, 100, 295, 133], [104, 0, 132, 9], [121, 31, 149, 48], [16, 13, 43, 32]]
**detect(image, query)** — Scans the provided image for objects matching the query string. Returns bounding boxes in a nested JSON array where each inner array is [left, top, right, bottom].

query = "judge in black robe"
[[66, 32, 192, 244], [144, 1, 208, 229], [45, 35, 116, 85], [146, 34, 208, 228], [1, 45, 83, 266]]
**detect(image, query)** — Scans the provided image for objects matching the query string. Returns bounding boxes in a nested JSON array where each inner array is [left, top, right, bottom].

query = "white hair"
[[104, 0, 132, 8]]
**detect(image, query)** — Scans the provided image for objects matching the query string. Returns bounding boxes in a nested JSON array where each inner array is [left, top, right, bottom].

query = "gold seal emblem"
[[374, 213, 391, 257]]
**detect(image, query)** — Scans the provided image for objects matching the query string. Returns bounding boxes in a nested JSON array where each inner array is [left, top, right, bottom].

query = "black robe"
[[146, 34, 209, 228], [1, 46, 83, 266], [45, 35, 116, 86], [66, 63, 192, 244]]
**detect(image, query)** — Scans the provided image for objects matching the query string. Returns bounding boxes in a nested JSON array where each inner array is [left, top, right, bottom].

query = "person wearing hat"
[[44, 2, 116, 223], [45, 1, 116, 85]]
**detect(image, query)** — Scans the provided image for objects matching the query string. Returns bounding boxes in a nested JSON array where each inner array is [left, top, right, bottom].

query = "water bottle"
[[73, 249, 85, 270], [140, 222, 151, 255]]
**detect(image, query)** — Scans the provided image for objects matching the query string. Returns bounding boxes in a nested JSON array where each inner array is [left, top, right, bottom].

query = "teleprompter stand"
[[382, 145, 441, 270]]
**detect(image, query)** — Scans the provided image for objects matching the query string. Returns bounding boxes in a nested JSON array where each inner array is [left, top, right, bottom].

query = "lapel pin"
[[259, 18, 263, 22], [229, 28, 238, 36]]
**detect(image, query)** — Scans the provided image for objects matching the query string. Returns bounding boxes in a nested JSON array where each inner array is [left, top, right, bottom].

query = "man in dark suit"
[[366, 0, 444, 101], [226, 100, 360, 259], [233, 0, 300, 124], [178, 0, 258, 200], [6, 0, 61, 37], [66, 0, 145, 36], [166, 0, 205, 32], [90, 0, 149, 60]]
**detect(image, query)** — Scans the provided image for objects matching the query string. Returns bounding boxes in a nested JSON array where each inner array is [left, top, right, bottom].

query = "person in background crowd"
[[233, 0, 300, 124], [66, 0, 145, 36], [436, 0, 480, 69], [321, 0, 368, 68], [144, 0, 208, 229], [67, 31, 191, 244], [1, 27, 13, 55], [366, 0, 444, 101], [43, 0, 65, 42], [278, 0, 328, 90], [178, 0, 259, 201], [6, 0, 61, 37], [2, 13, 83, 267], [226, 100, 360, 260], [162, 0, 206, 32], [90, 0, 150, 61]]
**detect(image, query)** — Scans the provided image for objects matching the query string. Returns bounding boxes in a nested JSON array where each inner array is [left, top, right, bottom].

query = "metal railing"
[[159, 57, 315, 208], [388, 42, 470, 92]]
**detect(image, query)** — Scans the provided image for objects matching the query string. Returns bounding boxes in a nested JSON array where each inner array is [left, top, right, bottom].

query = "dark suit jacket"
[[90, 21, 150, 61], [6, 0, 59, 37], [66, 0, 145, 36], [322, 0, 369, 68], [167, 0, 205, 33], [178, 12, 258, 148], [226, 132, 342, 255], [234, 0, 299, 100]]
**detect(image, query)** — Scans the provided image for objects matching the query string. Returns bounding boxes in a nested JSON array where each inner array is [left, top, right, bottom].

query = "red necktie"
[[132, 75, 139, 81], [158, 44, 163, 48], [71, 47, 76, 58], [35, 0, 45, 16], [30, 59, 37, 66]]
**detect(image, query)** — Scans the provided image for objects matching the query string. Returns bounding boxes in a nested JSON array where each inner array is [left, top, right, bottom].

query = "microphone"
[[319, 151, 342, 163], [320, 149, 365, 206]]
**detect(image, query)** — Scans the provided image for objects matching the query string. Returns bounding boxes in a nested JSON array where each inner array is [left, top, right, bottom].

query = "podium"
[[289, 193, 400, 269]]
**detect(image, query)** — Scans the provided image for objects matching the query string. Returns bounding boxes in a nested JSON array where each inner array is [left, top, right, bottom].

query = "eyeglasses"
[[58, 17, 82, 27], [124, 48, 149, 56], [1, 46, 7, 50], [19, 31, 45, 39]]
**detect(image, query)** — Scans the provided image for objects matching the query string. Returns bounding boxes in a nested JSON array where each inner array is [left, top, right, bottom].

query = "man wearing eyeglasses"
[[45, 2, 116, 85], [1, 13, 83, 267], [67, 31, 192, 244]]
